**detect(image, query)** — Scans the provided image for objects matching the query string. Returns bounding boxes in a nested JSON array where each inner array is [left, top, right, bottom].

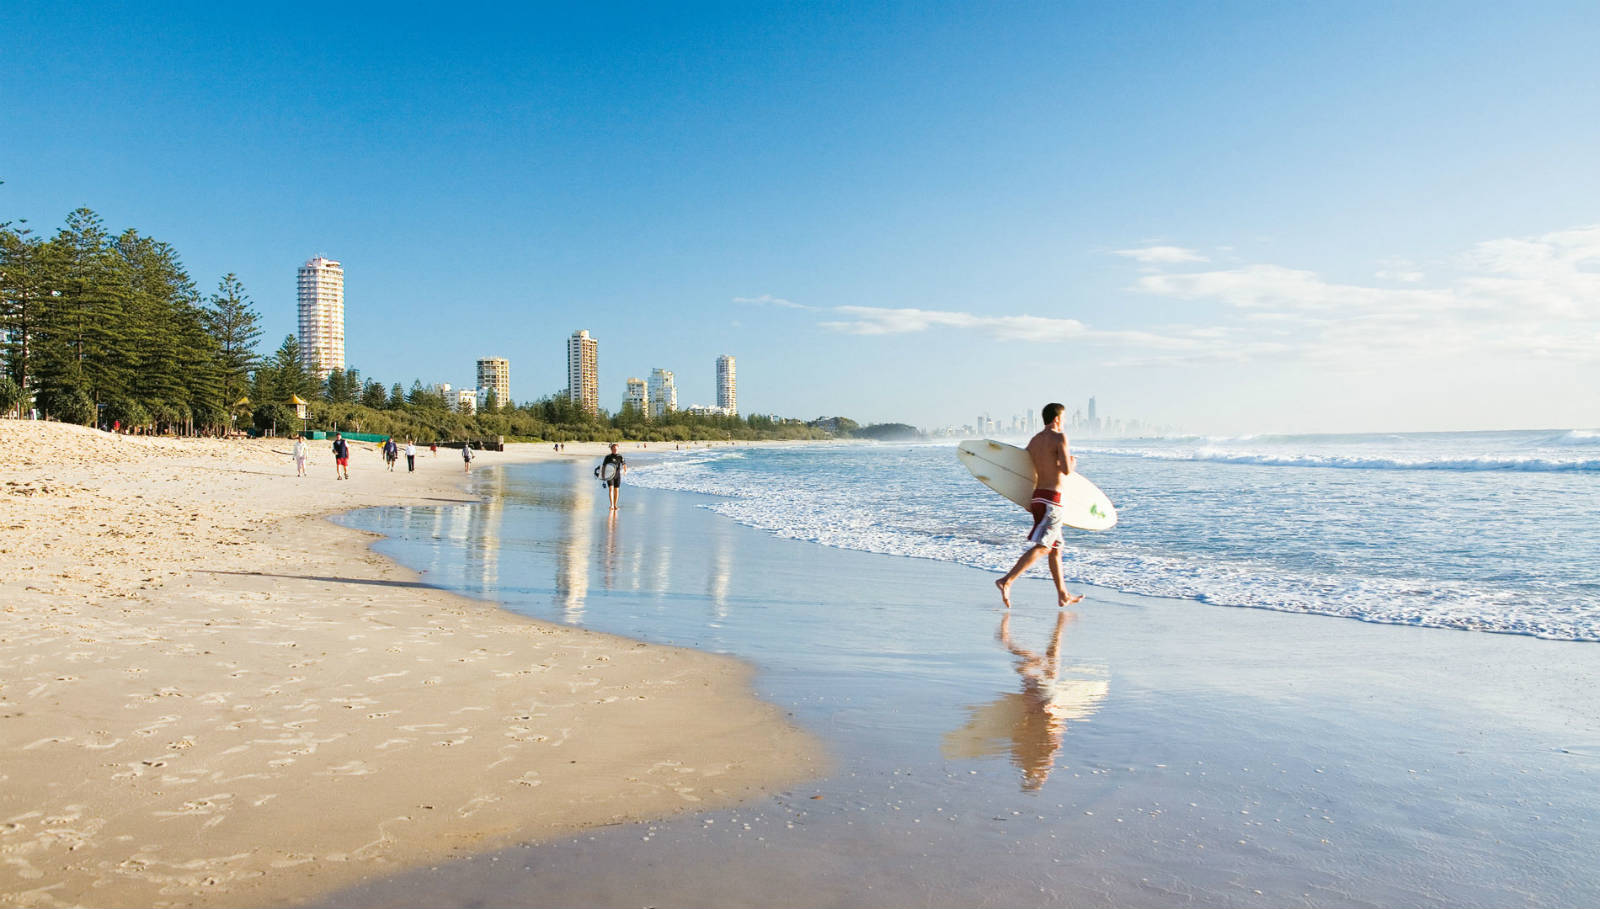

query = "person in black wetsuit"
[[595, 443, 626, 510]]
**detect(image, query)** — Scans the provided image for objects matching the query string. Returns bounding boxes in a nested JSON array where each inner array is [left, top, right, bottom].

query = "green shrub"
[[37, 386, 95, 425]]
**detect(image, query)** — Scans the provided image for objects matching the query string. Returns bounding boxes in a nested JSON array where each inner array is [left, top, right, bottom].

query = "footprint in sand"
[[133, 715, 180, 737]]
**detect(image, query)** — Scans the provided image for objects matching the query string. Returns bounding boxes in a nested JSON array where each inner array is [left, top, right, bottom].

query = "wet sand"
[[324, 460, 1600, 908], [0, 423, 822, 908]]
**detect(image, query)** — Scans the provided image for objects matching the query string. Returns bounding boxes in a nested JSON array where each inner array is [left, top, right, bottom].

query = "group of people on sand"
[[287, 434, 473, 479], [379, 437, 418, 473]]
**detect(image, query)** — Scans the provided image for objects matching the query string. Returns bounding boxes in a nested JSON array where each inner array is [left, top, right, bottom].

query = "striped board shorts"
[[1027, 488, 1065, 550]]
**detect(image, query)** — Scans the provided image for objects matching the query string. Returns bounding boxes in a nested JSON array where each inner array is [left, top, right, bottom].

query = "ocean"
[[330, 432, 1600, 907], [627, 430, 1600, 641]]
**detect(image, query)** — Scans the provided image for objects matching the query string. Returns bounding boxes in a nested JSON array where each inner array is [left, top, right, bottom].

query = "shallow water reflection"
[[944, 612, 1110, 790]]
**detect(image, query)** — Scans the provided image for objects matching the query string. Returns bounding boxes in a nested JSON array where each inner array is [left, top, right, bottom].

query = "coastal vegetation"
[[1, 204, 900, 443]]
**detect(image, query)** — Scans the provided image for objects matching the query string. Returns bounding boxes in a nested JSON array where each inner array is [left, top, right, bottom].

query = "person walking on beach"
[[996, 402, 1083, 609], [462, 442, 474, 473], [405, 439, 416, 472], [382, 437, 398, 472], [293, 436, 307, 477], [595, 443, 626, 510], [332, 433, 351, 480]]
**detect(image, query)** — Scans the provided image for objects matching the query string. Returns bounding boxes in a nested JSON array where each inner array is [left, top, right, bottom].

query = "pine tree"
[[323, 368, 347, 403], [116, 230, 203, 430], [35, 208, 125, 421], [205, 273, 261, 412], [361, 379, 387, 409], [269, 334, 315, 402], [0, 224, 47, 415]]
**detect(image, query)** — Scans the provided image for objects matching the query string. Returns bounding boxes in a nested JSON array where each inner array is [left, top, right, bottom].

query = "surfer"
[[996, 402, 1084, 608], [596, 443, 626, 510]]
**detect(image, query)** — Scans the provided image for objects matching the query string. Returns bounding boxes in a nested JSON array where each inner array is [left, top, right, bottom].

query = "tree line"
[[1, 202, 842, 442], [0, 206, 259, 430]]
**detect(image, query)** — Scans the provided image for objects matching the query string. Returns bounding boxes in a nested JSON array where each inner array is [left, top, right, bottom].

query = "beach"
[[322, 450, 1600, 908], [0, 423, 822, 908], [7, 427, 1599, 909]]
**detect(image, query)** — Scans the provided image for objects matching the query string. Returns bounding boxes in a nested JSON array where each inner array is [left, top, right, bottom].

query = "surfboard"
[[599, 460, 621, 483], [957, 439, 1117, 531]]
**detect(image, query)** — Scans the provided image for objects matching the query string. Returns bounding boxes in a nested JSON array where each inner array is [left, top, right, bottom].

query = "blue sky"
[[4, 2, 1598, 433]]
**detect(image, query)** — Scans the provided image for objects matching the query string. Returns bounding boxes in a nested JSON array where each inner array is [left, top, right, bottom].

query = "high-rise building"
[[456, 389, 478, 414], [649, 368, 677, 420], [297, 256, 345, 378], [716, 354, 737, 415], [624, 377, 649, 417], [477, 357, 510, 409], [567, 330, 599, 415]]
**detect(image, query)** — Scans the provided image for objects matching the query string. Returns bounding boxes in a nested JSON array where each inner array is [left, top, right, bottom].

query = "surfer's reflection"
[[942, 612, 1109, 791], [554, 466, 592, 623], [602, 508, 619, 590]]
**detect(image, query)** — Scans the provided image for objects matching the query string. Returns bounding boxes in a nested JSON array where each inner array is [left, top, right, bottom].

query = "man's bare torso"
[[1025, 428, 1072, 491]]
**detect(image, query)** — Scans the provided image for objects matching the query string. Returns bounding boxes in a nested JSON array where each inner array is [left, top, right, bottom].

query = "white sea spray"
[[628, 433, 1600, 642]]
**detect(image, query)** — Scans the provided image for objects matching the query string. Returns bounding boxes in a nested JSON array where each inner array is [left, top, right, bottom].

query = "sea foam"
[[628, 437, 1600, 642]]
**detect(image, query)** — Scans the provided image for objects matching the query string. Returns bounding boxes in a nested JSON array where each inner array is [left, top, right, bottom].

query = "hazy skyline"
[[4, 2, 1597, 433]]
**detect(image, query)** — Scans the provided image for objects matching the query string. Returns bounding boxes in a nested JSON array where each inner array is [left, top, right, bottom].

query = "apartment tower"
[[296, 256, 345, 378], [567, 330, 599, 415], [716, 354, 737, 415], [624, 377, 649, 417], [476, 357, 510, 409], [648, 368, 676, 420]]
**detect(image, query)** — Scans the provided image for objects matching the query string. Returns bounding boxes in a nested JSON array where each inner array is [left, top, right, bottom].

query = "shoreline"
[[0, 423, 824, 908], [325, 458, 1600, 908]]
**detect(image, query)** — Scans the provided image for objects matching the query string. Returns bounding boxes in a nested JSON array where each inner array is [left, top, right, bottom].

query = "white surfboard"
[[957, 439, 1117, 531]]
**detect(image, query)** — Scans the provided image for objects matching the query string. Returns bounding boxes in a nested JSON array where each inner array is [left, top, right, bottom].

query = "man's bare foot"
[[1057, 590, 1084, 607], [996, 578, 1012, 608]]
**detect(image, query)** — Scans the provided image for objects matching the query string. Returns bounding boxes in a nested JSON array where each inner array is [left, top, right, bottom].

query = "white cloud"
[[1134, 264, 1463, 314], [820, 306, 1089, 341], [732, 294, 813, 310], [1130, 224, 1600, 365], [1113, 245, 1209, 265], [818, 305, 1219, 353], [760, 225, 1600, 373]]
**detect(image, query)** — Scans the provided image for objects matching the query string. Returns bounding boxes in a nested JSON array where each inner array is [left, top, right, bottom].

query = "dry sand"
[[0, 422, 822, 908]]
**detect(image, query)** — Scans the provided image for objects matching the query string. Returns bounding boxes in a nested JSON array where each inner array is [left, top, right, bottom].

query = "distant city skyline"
[[5, 5, 1598, 433]]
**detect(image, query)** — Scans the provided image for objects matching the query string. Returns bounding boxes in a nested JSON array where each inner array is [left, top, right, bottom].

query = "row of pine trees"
[[0, 207, 261, 430]]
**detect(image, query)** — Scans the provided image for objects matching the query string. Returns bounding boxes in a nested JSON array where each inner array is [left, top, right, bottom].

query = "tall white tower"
[[297, 256, 344, 378], [716, 354, 737, 415], [648, 368, 676, 420], [567, 330, 599, 415]]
